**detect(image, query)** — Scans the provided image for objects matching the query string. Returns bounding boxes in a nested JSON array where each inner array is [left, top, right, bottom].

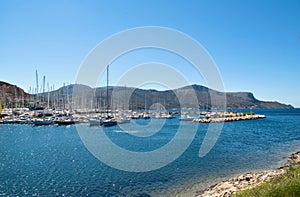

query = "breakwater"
[[193, 112, 266, 123]]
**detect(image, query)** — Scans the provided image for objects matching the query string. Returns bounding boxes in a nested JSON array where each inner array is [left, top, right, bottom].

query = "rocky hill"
[[0, 81, 30, 107], [0, 81, 293, 109]]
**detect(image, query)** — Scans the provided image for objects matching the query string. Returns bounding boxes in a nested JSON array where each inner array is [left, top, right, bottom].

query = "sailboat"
[[102, 65, 117, 127], [142, 94, 150, 119], [88, 90, 103, 126], [179, 114, 194, 121], [89, 117, 103, 126], [33, 118, 54, 126], [32, 70, 54, 126]]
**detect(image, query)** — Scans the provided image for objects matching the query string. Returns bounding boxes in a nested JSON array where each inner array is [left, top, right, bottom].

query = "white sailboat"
[[179, 114, 194, 121], [102, 65, 117, 127], [89, 118, 102, 126], [142, 93, 150, 119], [32, 70, 54, 126]]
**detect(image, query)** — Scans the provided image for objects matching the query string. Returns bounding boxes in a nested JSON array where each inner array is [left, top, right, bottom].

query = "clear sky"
[[0, 0, 299, 107]]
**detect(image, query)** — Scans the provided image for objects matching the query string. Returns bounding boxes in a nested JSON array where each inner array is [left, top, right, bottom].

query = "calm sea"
[[1, 109, 300, 196]]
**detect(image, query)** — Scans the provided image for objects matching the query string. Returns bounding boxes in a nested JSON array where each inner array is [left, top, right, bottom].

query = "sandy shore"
[[194, 151, 300, 197]]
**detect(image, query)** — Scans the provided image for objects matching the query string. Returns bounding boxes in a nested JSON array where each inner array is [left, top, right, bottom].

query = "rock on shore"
[[196, 151, 300, 197]]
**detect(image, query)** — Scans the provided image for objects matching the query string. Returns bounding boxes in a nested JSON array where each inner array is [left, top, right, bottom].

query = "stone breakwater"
[[196, 151, 300, 197], [193, 113, 266, 123]]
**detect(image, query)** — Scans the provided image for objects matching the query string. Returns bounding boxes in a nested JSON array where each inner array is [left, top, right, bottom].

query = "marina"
[[0, 107, 267, 126], [1, 1, 299, 196]]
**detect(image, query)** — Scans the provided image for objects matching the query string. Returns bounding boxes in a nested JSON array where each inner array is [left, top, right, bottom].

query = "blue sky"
[[0, 0, 299, 107]]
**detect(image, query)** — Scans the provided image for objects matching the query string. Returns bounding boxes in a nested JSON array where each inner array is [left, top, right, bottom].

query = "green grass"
[[234, 165, 300, 197]]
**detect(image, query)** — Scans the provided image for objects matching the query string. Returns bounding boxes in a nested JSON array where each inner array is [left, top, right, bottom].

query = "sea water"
[[0, 109, 300, 196]]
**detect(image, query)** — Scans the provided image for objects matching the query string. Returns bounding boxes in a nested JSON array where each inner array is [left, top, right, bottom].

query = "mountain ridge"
[[0, 81, 294, 109]]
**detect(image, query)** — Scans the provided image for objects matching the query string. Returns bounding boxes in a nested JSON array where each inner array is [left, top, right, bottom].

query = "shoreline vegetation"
[[194, 151, 300, 197]]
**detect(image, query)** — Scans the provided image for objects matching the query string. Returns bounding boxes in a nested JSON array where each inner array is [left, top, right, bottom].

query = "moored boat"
[[142, 113, 150, 119], [155, 113, 175, 119], [55, 119, 76, 125], [88, 118, 102, 126], [116, 117, 131, 124], [3, 119, 19, 124], [101, 65, 118, 128], [102, 119, 117, 127], [179, 115, 194, 121], [33, 119, 54, 126]]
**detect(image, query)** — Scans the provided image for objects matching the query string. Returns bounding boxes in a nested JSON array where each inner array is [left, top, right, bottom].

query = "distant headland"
[[0, 81, 293, 110]]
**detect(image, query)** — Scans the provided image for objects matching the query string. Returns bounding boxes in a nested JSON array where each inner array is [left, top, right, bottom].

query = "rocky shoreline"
[[195, 151, 300, 197]]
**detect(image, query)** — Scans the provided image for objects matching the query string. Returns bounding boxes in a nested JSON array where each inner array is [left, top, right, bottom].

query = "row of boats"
[[0, 110, 192, 127], [4, 109, 262, 126], [1, 110, 263, 126], [1, 116, 77, 126], [88, 112, 181, 127]]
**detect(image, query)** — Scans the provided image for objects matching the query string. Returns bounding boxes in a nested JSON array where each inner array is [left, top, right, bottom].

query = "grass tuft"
[[234, 165, 300, 197]]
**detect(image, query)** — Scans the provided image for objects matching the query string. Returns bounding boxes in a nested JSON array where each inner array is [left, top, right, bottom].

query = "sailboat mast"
[[43, 75, 45, 105], [47, 83, 50, 109], [106, 65, 109, 115], [144, 93, 147, 111], [36, 70, 39, 107]]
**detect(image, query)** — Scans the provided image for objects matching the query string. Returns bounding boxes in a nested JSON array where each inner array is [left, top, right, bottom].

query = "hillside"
[[57, 84, 294, 110], [0, 81, 293, 109], [0, 81, 30, 107]]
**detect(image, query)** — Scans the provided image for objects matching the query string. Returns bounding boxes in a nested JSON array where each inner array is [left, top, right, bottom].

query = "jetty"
[[193, 112, 266, 123]]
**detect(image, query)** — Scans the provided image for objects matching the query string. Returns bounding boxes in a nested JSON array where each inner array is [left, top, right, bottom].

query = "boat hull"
[[56, 121, 76, 125], [33, 120, 54, 126], [102, 120, 117, 127]]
